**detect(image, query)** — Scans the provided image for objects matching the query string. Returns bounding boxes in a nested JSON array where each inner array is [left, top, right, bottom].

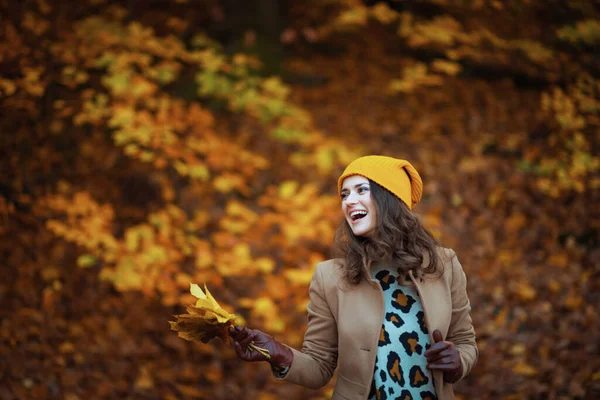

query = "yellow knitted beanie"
[[338, 155, 423, 210]]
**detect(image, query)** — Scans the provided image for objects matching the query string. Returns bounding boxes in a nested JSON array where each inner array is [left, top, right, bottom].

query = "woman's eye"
[[358, 186, 368, 194], [340, 193, 348, 200]]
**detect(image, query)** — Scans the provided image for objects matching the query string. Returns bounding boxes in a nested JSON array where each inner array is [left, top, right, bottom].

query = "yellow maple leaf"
[[170, 283, 272, 359], [170, 284, 236, 342], [189, 283, 236, 324]]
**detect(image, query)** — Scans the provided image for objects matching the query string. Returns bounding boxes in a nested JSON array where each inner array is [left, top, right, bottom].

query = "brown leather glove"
[[228, 326, 293, 368], [200, 326, 228, 343], [424, 329, 463, 383]]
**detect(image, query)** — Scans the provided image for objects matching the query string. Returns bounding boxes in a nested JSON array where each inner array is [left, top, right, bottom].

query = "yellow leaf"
[[204, 366, 222, 383], [252, 297, 284, 333], [431, 59, 462, 76], [108, 106, 135, 128], [497, 250, 515, 265], [77, 254, 97, 268], [284, 269, 314, 286], [213, 173, 246, 194], [494, 307, 508, 327], [513, 361, 537, 376], [514, 282, 536, 302], [315, 149, 334, 173], [0, 78, 16, 96], [202, 284, 223, 309], [195, 248, 213, 269], [258, 392, 278, 400], [113, 257, 143, 290], [41, 267, 60, 281], [59, 341, 75, 353], [236, 297, 253, 308], [220, 219, 250, 234], [233, 243, 251, 260], [547, 279, 561, 292], [188, 164, 210, 180], [278, 180, 298, 199], [190, 283, 206, 300], [548, 253, 569, 268], [370, 2, 398, 25], [510, 344, 526, 355], [256, 257, 274, 273], [176, 384, 204, 398], [143, 246, 167, 263], [125, 230, 139, 252], [336, 6, 368, 27], [254, 297, 277, 315], [564, 293, 583, 309], [173, 283, 237, 339], [135, 366, 154, 390], [505, 213, 526, 232]]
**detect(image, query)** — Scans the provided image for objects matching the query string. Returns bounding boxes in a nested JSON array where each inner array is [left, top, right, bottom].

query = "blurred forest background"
[[1, 0, 599, 399]]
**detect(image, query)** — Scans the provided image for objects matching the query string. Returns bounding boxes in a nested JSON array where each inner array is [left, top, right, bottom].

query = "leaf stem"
[[248, 342, 271, 360]]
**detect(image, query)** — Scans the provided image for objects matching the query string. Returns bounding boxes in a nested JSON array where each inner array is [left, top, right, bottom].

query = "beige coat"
[[281, 248, 478, 400]]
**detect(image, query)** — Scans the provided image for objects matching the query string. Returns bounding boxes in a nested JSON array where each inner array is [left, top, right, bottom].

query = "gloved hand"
[[199, 326, 227, 343], [424, 329, 463, 383], [228, 326, 293, 368]]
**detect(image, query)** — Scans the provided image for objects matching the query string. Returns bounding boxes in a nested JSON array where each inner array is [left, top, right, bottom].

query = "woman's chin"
[[351, 228, 373, 238]]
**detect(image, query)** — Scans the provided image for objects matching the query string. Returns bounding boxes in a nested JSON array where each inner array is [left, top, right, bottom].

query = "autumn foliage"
[[1, 0, 599, 399]]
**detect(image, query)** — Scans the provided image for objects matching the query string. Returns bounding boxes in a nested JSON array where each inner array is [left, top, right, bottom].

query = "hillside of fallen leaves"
[[1, 0, 599, 399]]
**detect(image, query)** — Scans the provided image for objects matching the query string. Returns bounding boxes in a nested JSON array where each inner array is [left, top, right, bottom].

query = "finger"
[[228, 327, 238, 339], [433, 356, 454, 365], [427, 363, 459, 371], [439, 348, 455, 357], [234, 342, 245, 358], [428, 356, 458, 368], [237, 330, 256, 348], [234, 328, 250, 342], [432, 329, 444, 343], [426, 352, 447, 363], [429, 348, 455, 360], [431, 342, 450, 351], [238, 335, 255, 349], [424, 342, 449, 357]]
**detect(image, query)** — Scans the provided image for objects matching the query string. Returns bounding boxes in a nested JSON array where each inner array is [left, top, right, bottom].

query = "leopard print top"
[[368, 263, 437, 400]]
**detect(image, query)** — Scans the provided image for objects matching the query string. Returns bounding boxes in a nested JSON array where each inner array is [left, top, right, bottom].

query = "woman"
[[229, 155, 478, 400]]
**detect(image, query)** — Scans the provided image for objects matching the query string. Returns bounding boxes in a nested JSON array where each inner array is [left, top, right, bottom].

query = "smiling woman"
[[334, 157, 442, 287], [340, 175, 378, 237], [225, 155, 478, 400]]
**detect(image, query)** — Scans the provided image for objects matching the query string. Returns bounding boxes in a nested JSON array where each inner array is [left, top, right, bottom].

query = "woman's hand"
[[424, 330, 463, 383], [200, 326, 227, 343], [228, 326, 293, 367]]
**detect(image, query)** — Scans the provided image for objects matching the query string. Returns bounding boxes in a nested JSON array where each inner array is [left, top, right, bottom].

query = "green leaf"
[[102, 70, 132, 94], [189, 165, 210, 180], [77, 254, 97, 268], [94, 52, 116, 69]]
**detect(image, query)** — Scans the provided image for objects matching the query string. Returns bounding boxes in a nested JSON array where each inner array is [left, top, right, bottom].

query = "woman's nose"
[[345, 192, 358, 204]]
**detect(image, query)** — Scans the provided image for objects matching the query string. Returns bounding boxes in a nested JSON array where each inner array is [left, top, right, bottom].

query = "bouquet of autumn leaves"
[[169, 283, 271, 360]]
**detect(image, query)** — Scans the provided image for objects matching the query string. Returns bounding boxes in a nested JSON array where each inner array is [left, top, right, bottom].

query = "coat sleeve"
[[440, 249, 477, 381], [278, 262, 339, 389], [445, 250, 478, 381]]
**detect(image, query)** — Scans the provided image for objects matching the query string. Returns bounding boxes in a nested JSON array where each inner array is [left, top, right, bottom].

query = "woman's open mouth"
[[350, 210, 367, 222]]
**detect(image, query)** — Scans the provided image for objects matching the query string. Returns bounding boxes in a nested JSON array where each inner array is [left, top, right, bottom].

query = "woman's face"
[[340, 175, 377, 237]]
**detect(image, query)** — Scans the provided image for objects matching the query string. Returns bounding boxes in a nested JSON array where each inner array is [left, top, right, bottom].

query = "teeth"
[[350, 210, 367, 220]]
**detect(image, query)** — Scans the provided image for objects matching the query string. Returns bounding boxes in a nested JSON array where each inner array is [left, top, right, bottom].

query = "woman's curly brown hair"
[[334, 179, 442, 285]]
